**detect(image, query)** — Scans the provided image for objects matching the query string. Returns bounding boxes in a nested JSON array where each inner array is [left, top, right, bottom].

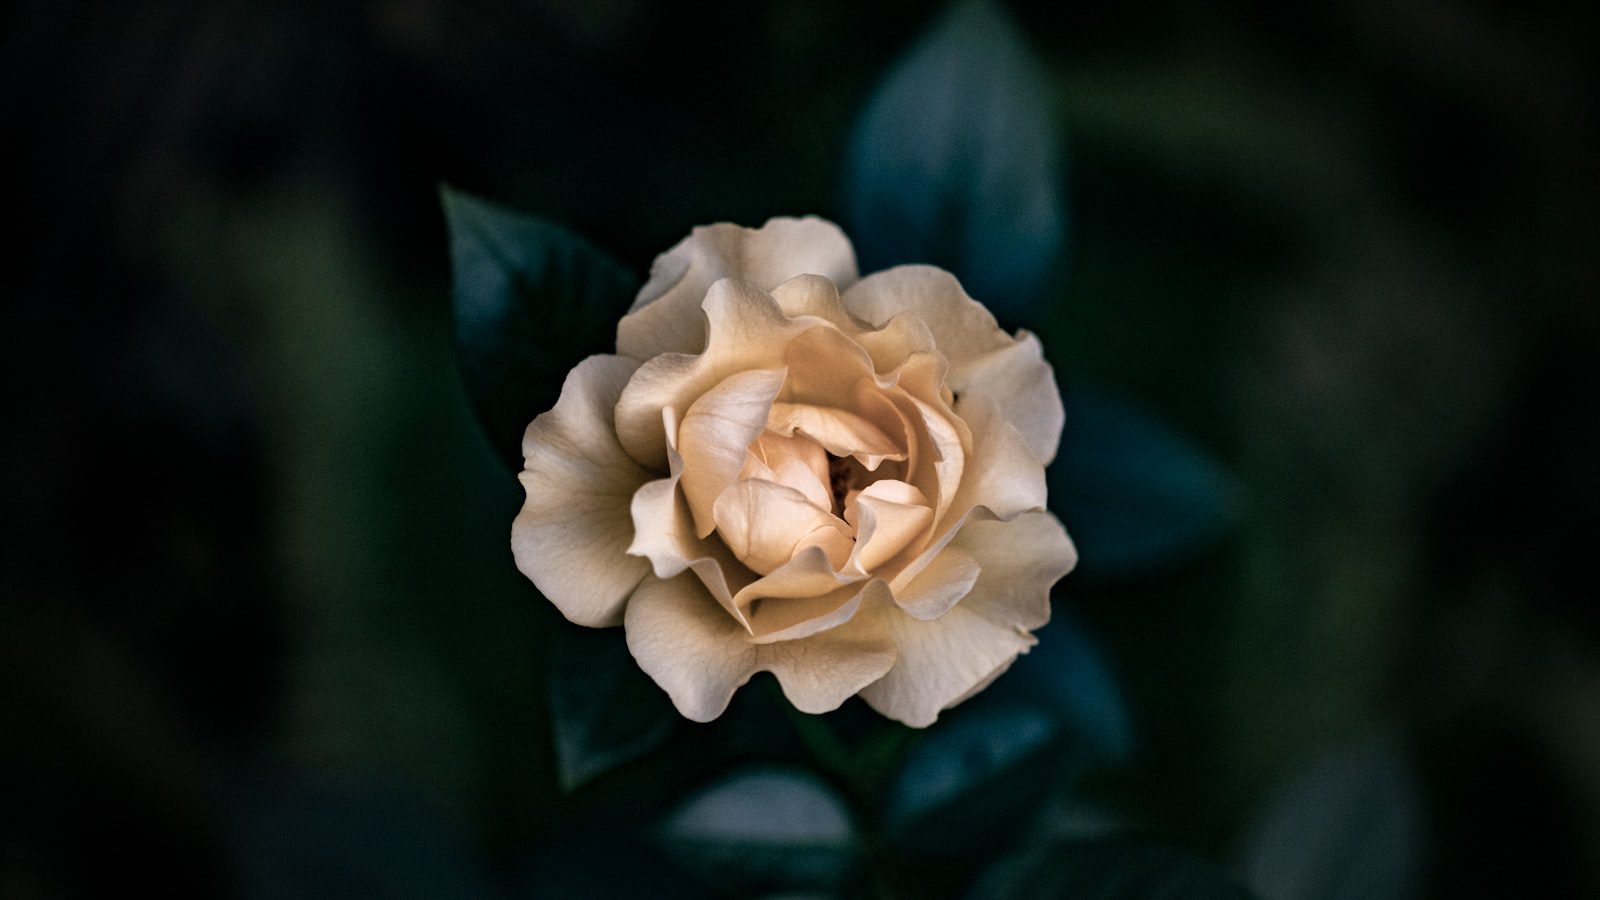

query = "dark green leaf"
[[999, 613, 1133, 764], [441, 185, 639, 470], [1239, 736, 1423, 900], [884, 700, 1063, 855], [843, 0, 1067, 325], [657, 767, 857, 893], [548, 623, 677, 792], [968, 838, 1257, 900], [1049, 384, 1237, 579]]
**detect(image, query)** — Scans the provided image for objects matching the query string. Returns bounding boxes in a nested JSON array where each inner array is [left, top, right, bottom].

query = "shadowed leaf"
[[844, 0, 1067, 326], [442, 185, 639, 471]]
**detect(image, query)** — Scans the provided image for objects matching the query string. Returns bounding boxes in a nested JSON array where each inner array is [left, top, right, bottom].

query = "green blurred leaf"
[[1000, 613, 1133, 764], [968, 838, 1257, 900], [548, 623, 677, 792], [1239, 736, 1423, 900], [843, 0, 1067, 325], [441, 185, 639, 470], [657, 767, 858, 893], [884, 701, 1063, 856], [1049, 384, 1237, 578]]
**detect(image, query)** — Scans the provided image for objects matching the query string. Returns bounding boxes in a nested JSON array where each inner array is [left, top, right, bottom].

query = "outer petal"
[[841, 266, 1011, 367], [513, 355, 652, 627], [617, 218, 858, 360], [945, 395, 1047, 524], [625, 574, 897, 722], [947, 331, 1063, 465], [858, 510, 1076, 727], [845, 266, 1060, 462], [615, 279, 804, 470]]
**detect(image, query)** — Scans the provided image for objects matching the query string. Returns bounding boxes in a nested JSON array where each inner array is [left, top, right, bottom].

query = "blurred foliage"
[[8, 0, 1599, 897]]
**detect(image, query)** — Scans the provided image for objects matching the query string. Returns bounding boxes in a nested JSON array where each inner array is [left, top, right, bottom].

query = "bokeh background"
[[7, 0, 1598, 896]]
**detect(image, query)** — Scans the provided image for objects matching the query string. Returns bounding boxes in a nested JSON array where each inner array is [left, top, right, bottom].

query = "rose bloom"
[[512, 218, 1076, 727]]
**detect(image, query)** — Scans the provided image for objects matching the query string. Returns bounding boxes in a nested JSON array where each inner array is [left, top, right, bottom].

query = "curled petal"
[[625, 574, 897, 721], [844, 480, 935, 574], [890, 545, 979, 621], [768, 402, 904, 470], [615, 278, 802, 470], [513, 355, 653, 626], [770, 273, 864, 330], [742, 431, 833, 510], [618, 217, 858, 361], [677, 369, 787, 537], [713, 479, 852, 575]]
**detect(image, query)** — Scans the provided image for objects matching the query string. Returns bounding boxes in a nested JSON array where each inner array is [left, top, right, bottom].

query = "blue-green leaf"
[[844, 0, 1067, 325], [1050, 384, 1237, 578], [548, 623, 677, 792], [884, 701, 1062, 855], [1000, 613, 1133, 764], [1239, 737, 1423, 900], [657, 767, 858, 893], [441, 185, 639, 471]]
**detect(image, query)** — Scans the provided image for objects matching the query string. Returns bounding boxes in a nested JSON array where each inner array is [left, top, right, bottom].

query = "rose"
[[512, 217, 1076, 727]]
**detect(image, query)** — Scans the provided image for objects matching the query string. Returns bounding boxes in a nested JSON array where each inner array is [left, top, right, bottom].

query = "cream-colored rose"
[[512, 217, 1076, 727]]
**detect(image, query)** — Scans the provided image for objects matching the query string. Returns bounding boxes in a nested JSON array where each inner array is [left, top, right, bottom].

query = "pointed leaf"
[[1049, 384, 1237, 578], [884, 700, 1062, 855], [548, 623, 677, 792], [999, 613, 1133, 764], [441, 185, 639, 470], [844, 0, 1067, 324]]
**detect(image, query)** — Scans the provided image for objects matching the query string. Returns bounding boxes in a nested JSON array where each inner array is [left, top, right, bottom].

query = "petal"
[[945, 395, 1047, 523], [743, 431, 832, 510], [891, 545, 979, 620], [712, 479, 851, 575], [734, 545, 868, 643], [760, 582, 899, 714], [853, 314, 940, 376], [856, 603, 1032, 729], [887, 390, 968, 526], [625, 574, 758, 722], [770, 273, 862, 329], [678, 369, 787, 537], [615, 279, 802, 470], [618, 218, 858, 360], [949, 510, 1077, 633], [512, 355, 652, 627], [841, 265, 1011, 367], [948, 331, 1064, 465], [857, 510, 1075, 727], [625, 574, 897, 721], [628, 406, 754, 629], [768, 402, 904, 469], [844, 480, 935, 574]]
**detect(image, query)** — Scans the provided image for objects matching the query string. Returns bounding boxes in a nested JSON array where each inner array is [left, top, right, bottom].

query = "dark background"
[[6, 0, 1598, 896]]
